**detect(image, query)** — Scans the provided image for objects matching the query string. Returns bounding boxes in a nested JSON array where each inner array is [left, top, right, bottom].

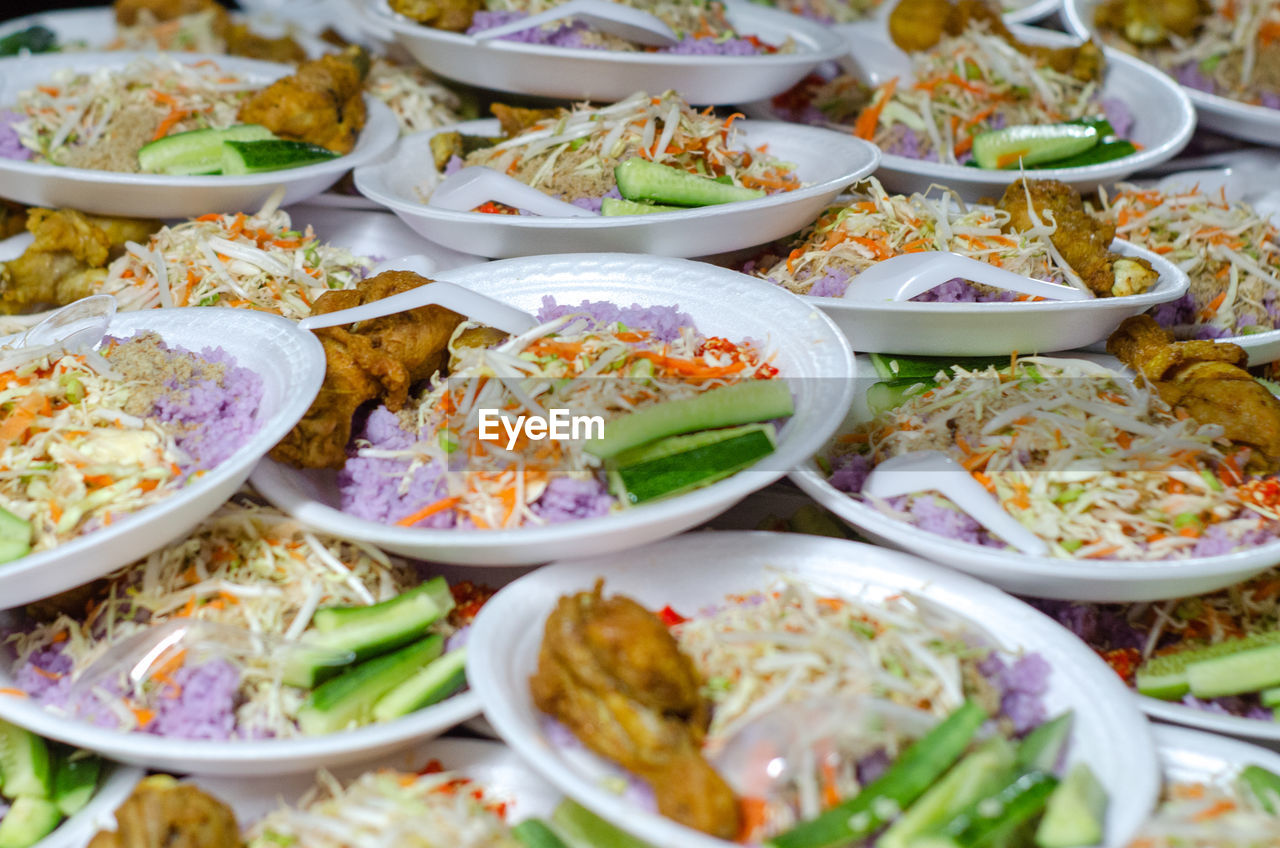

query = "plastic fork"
[[0, 295, 116, 372], [427, 167, 599, 218], [862, 450, 1049, 555], [470, 0, 679, 46], [840, 252, 1093, 303], [297, 260, 538, 336]]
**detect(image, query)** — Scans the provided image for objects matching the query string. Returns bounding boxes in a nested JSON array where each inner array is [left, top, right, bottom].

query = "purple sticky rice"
[[0, 111, 30, 161]]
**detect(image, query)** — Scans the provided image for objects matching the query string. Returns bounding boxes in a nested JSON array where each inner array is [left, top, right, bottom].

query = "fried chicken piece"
[[237, 46, 370, 154], [1095, 0, 1208, 45], [998, 178, 1157, 298], [448, 324, 508, 370], [490, 103, 562, 138], [0, 209, 161, 313], [270, 270, 464, 469], [889, 0, 954, 51], [389, 0, 483, 32], [0, 201, 27, 241], [531, 581, 740, 839], [224, 22, 308, 63], [87, 775, 240, 848], [114, 0, 225, 26], [1108, 315, 1280, 467]]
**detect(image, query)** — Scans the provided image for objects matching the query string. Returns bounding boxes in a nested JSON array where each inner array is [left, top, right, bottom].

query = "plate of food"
[[250, 253, 855, 565], [0, 495, 486, 775], [0, 721, 141, 848], [0, 302, 323, 610], [1132, 725, 1280, 844], [793, 325, 1280, 602], [0, 49, 399, 218], [0, 200, 478, 327], [355, 91, 880, 258], [1063, 0, 1280, 146], [1033, 567, 1280, 743], [743, 175, 1189, 354], [361, 0, 847, 103], [468, 530, 1159, 847], [749, 1, 1195, 200]]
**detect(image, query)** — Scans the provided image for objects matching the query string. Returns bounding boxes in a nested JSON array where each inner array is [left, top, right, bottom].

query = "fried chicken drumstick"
[[238, 45, 371, 154], [87, 775, 240, 848], [1108, 315, 1280, 469], [531, 581, 741, 839], [269, 270, 464, 469]]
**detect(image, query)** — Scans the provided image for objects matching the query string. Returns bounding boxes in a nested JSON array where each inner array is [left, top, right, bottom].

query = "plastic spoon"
[[427, 167, 599, 218], [862, 450, 1049, 555], [840, 252, 1093, 303], [0, 294, 116, 372], [471, 0, 679, 46], [298, 263, 538, 336]]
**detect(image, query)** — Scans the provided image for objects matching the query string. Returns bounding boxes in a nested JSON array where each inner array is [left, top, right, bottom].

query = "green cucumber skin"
[[297, 636, 445, 736], [370, 648, 467, 722], [765, 700, 990, 848], [221, 140, 339, 175], [51, 753, 100, 816], [880, 737, 1016, 848], [1034, 763, 1106, 848], [588, 380, 793, 460], [869, 354, 1013, 382], [511, 818, 571, 848], [600, 197, 684, 216], [614, 158, 765, 207], [1241, 765, 1280, 814], [608, 424, 777, 504], [935, 770, 1059, 847], [0, 720, 51, 800], [1016, 712, 1073, 773], [1186, 642, 1280, 698], [0, 796, 62, 848], [1260, 686, 1280, 708], [551, 800, 658, 848], [1134, 631, 1280, 700], [1032, 141, 1135, 170], [0, 506, 31, 565], [971, 125, 1098, 170], [312, 577, 454, 633], [137, 124, 275, 175]]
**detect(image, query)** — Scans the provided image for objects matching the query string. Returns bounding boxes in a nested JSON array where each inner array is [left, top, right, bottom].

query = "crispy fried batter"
[[87, 775, 240, 848], [389, 0, 483, 32], [224, 22, 309, 63], [270, 270, 464, 469], [998, 178, 1156, 298], [114, 0, 226, 26], [0, 201, 27, 241], [531, 581, 740, 839], [1108, 315, 1280, 467], [490, 103, 562, 137], [1095, 0, 1208, 45], [0, 209, 161, 313], [237, 46, 370, 154], [448, 325, 508, 371]]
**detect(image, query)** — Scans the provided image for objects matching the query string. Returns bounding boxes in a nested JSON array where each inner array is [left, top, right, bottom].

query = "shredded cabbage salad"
[[758, 177, 1078, 295], [1100, 183, 1280, 337], [8, 500, 435, 737], [432, 91, 800, 202], [246, 765, 520, 848], [109, 8, 229, 53], [1131, 773, 1280, 847], [101, 197, 374, 317], [860, 25, 1103, 163], [482, 0, 747, 43], [0, 348, 190, 553], [13, 57, 255, 164], [359, 309, 780, 530], [366, 57, 465, 135], [834, 357, 1280, 560]]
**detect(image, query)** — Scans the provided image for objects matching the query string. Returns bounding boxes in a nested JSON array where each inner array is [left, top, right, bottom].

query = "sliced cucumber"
[[1032, 140, 1136, 170], [371, 648, 466, 722], [614, 158, 765, 207], [550, 799, 657, 848], [1035, 763, 1107, 848], [867, 380, 931, 415], [765, 700, 989, 848], [929, 770, 1059, 848], [312, 577, 454, 633], [51, 752, 99, 816], [600, 197, 685, 216], [1016, 711, 1074, 773], [1241, 764, 1280, 814], [971, 124, 1099, 170], [297, 636, 445, 736], [868, 354, 1011, 381], [137, 124, 275, 175], [221, 140, 339, 176], [1261, 686, 1280, 708], [1134, 631, 1280, 700], [511, 818, 571, 848], [0, 506, 31, 565], [1187, 641, 1280, 698], [0, 721, 51, 799], [606, 423, 777, 504], [587, 379, 793, 460], [0, 796, 62, 848]]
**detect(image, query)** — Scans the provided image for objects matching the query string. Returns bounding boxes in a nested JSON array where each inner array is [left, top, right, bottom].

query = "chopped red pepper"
[[1101, 647, 1142, 683], [656, 605, 687, 626], [472, 200, 521, 215]]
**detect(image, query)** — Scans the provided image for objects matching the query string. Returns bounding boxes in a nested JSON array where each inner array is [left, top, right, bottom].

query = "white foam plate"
[[0, 307, 323, 610], [361, 0, 847, 103], [745, 24, 1196, 201], [1145, 693, 1280, 748], [77, 738, 558, 843], [791, 352, 1280, 602], [250, 253, 856, 565], [1153, 724, 1280, 791], [1003, 0, 1063, 25], [467, 531, 1159, 848], [0, 52, 399, 218], [355, 118, 880, 258], [25, 761, 143, 848], [801, 238, 1188, 355], [1062, 0, 1280, 147]]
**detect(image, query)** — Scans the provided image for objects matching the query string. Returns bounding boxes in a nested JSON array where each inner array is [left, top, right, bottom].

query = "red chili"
[[656, 605, 687, 626]]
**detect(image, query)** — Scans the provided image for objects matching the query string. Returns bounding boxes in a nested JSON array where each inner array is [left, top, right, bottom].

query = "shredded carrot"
[[854, 78, 897, 141], [0, 688, 29, 698], [1191, 798, 1237, 821], [397, 496, 460, 527], [0, 392, 47, 445]]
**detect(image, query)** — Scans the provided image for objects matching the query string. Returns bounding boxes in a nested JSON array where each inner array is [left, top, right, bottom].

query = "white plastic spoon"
[[471, 0, 679, 47], [427, 167, 599, 218], [0, 294, 116, 372], [862, 449, 1049, 555], [298, 260, 538, 336], [840, 252, 1093, 303]]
